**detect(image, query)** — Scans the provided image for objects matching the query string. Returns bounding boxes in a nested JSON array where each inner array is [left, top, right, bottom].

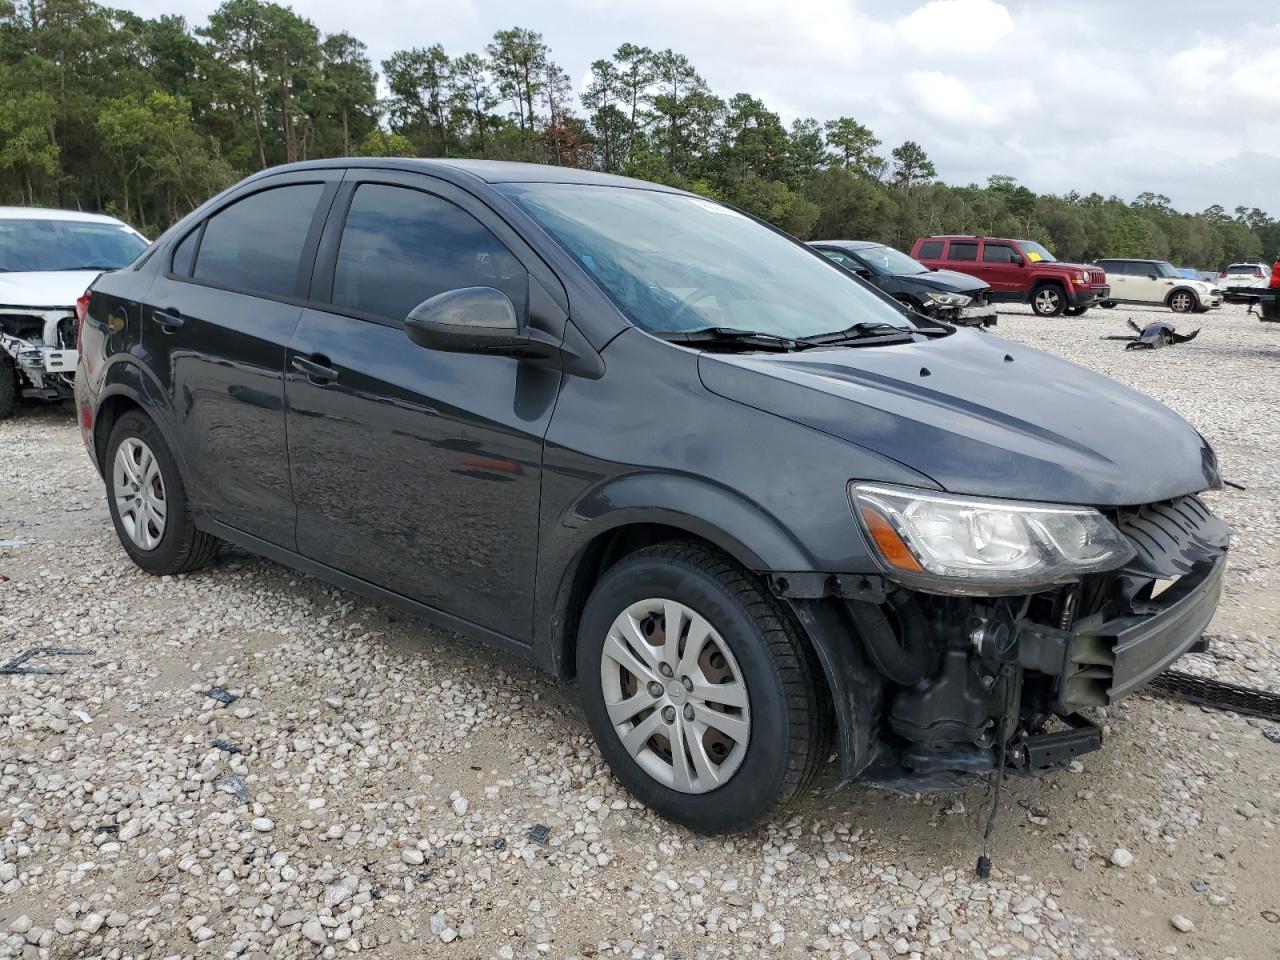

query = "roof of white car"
[[0, 206, 127, 224]]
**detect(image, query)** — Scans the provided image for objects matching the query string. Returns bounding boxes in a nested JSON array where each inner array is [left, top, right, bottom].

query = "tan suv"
[[1094, 259, 1222, 313]]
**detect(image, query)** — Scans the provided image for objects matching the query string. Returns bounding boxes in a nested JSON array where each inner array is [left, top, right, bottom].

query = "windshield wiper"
[[44, 264, 119, 272], [655, 326, 816, 352], [796, 321, 921, 346]]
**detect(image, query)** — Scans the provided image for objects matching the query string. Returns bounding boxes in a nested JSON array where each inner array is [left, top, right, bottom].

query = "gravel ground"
[[1, 301, 1278, 960]]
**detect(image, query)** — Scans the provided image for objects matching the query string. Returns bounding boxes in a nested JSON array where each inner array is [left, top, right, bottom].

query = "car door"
[[978, 241, 1024, 296], [943, 239, 982, 283], [284, 171, 564, 641], [1128, 262, 1163, 303], [1100, 260, 1129, 301], [143, 171, 340, 547]]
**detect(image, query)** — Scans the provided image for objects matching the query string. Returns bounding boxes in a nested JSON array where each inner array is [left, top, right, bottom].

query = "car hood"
[[699, 330, 1219, 507], [0, 270, 102, 309], [907, 270, 989, 294]]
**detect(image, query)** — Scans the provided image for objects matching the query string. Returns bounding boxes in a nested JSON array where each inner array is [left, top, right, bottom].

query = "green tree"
[[890, 140, 935, 188], [823, 116, 881, 177], [486, 26, 546, 134]]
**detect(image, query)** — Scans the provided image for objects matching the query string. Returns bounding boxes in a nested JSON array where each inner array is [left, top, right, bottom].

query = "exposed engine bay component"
[[1105, 318, 1199, 350], [0, 309, 79, 406]]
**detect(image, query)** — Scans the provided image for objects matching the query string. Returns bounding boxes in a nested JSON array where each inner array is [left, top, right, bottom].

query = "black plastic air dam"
[[845, 591, 931, 686]]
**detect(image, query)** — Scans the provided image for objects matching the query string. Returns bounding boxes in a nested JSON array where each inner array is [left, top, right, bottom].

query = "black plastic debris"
[[1104, 319, 1199, 350], [217, 775, 252, 804], [492, 838, 506, 851], [527, 824, 551, 845], [0, 646, 93, 676], [94, 824, 119, 836], [201, 687, 239, 705], [211, 738, 242, 754]]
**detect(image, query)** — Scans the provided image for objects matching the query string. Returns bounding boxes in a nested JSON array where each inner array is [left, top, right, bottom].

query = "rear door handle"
[[153, 309, 185, 332], [291, 354, 339, 383]]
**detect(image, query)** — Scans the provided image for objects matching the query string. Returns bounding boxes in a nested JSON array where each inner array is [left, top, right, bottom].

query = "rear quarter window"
[[917, 240, 944, 259]]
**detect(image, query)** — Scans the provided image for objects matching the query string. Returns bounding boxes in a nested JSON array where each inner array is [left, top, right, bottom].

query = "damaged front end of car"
[[0, 308, 79, 403], [781, 487, 1230, 793]]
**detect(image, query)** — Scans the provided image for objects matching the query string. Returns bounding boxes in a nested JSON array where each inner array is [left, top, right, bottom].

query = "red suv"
[[911, 236, 1109, 317]]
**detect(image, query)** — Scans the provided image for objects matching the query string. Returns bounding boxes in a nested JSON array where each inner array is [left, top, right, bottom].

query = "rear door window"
[[917, 240, 944, 259], [948, 242, 978, 262], [331, 183, 528, 323], [192, 184, 326, 298]]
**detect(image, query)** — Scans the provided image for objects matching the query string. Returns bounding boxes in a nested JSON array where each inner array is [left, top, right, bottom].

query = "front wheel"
[[1169, 290, 1196, 313], [105, 410, 221, 575], [1100, 300, 1116, 309], [576, 542, 830, 834], [1031, 285, 1066, 317], [1064, 306, 1089, 317]]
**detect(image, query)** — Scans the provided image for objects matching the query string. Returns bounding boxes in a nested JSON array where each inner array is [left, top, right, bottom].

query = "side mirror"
[[1147, 274, 1158, 281], [1011, 259, 1024, 267], [404, 286, 555, 359]]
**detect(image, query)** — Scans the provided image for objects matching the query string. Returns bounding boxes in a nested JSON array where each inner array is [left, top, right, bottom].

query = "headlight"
[[1076, 270, 1089, 283], [851, 483, 1135, 595], [924, 292, 972, 307]]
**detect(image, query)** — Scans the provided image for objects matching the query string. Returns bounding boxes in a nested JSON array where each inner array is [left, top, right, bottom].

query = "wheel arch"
[[92, 361, 190, 484]]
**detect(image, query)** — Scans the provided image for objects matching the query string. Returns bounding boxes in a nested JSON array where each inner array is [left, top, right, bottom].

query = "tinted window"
[[1096, 260, 1121, 274], [918, 240, 944, 259], [819, 250, 863, 270], [192, 184, 325, 298], [170, 227, 199, 277], [332, 184, 528, 323], [982, 243, 1019, 263], [0, 218, 147, 272], [948, 242, 978, 262]]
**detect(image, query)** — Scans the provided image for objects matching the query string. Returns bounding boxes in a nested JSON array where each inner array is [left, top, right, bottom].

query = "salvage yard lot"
[[1, 303, 1278, 960]]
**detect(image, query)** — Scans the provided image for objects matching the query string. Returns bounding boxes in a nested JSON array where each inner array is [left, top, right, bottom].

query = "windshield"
[[1016, 241, 1057, 263], [1225, 264, 1261, 275], [498, 184, 913, 338], [855, 244, 930, 276], [1151, 261, 1179, 278], [0, 218, 148, 273]]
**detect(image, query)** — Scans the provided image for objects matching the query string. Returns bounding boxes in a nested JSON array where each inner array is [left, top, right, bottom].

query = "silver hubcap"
[[1034, 289, 1060, 313], [1172, 294, 1190, 311], [600, 598, 751, 794], [112, 437, 166, 550]]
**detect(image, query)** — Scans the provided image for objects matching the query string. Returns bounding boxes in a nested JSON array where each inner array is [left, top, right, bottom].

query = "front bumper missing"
[[1019, 551, 1226, 710]]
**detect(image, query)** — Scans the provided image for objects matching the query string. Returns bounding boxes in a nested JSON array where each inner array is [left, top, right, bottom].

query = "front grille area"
[[1113, 495, 1230, 578], [1088, 268, 1106, 285]]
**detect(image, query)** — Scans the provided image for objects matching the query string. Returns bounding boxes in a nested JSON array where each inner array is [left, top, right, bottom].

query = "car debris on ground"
[[1105, 318, 1200, 349]]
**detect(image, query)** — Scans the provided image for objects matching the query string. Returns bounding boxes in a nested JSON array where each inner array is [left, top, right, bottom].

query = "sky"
[[116, 0, 1280, 215]]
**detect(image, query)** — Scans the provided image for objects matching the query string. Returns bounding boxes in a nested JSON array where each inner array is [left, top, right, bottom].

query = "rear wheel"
[[1064, 306, 1089, 317], [1169, 290, 1196, 313], [576, 542, 829, 834], [0, 357, 16, 420], [1030, 284, 1066, 317], [105, 411, 221, 575], [1100, 300, 1116, 309]]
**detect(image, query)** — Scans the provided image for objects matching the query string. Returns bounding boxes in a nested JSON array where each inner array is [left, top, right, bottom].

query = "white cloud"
[[896, 0, 1013, 54]]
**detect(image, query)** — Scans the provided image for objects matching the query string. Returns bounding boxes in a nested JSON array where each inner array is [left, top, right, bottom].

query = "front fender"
[[535, 472, 818, 677]]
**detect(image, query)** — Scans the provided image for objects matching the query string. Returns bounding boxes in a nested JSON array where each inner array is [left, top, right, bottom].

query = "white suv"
[[0, 207, 148, 418], [1217, 262, 1270, 300], [1095, 258, 1222, 314]]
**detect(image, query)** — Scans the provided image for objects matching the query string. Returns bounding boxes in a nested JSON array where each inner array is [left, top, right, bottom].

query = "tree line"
[[2, 0, 1277, 268]]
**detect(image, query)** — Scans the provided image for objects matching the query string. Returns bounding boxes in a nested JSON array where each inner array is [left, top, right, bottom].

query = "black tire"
[[576, 541, 830, 834], [1064, 306, 1089, 317], [1100, 300, 1116, 309], [0, 357, 16, 420], [1168, 290, 1196, 313], [1030, 283, 1066, 317], [105, 410, 220, 575]]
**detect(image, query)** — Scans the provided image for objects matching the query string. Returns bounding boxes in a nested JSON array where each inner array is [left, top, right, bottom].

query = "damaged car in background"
[[0, 207, 148, 418], [76, 160, 1230, 835]]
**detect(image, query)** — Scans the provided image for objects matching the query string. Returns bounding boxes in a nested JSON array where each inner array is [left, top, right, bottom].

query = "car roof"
[[1100, 257, 1163, 263], [0, 206, 129, 224], [808, 240, 880, 251], [244, 158, 683, 193], [919, 235, 1026, 244]]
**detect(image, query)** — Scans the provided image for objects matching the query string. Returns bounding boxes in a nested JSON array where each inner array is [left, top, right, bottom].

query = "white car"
[[1094, 258, 1223, 313], [1217, 262, 1270, 299], [0, 207, 148, 418]]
